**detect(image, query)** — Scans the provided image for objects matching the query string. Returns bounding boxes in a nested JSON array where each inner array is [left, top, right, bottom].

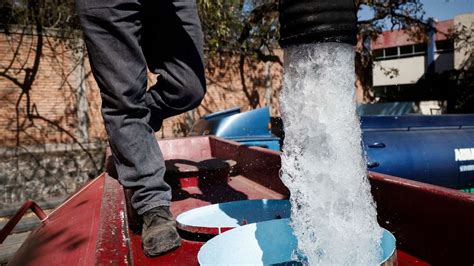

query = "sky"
[[421, 0, 474, 21], [358, 0, 474, 23]]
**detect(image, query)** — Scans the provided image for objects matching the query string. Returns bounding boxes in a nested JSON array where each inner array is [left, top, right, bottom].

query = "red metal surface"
[[131, 237, 203, 266], [209, 137, 289, 196], [178, 176, 200, 188], [9, 175, 106, 265], [397, 250, 431, 266], [177, 221, 234, 235], [9, 175, 105, 265], [129, 175, 286, 264], [370, 172, 474, 265], [10, 173, 134, 265], [0, 200, 47, 244], [94, 174, 130, 265], [11, 136, 474, 265], [164, 157, 237, 188], [125, 137, 434, 265], [159, 137, 212, 160]]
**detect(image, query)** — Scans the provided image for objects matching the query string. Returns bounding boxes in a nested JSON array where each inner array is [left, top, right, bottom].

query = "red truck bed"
[[8, 136, 474, 265]]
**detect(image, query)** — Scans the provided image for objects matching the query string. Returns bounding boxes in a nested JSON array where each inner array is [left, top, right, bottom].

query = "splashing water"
[[280, 43, 383, 265]]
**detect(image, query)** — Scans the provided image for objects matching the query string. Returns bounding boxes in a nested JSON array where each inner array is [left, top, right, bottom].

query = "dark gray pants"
[[76, 0, 206, 215]]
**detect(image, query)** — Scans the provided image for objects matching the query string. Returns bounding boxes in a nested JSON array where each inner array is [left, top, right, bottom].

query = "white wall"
[[454, 13, 474, 70], [419, 100, 446, 115], [373, 52, 454, 87], [373, 56, 425, 86]]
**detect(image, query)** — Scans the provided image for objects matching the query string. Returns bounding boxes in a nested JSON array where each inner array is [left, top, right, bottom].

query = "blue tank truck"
[[189, 107, 474, 191]]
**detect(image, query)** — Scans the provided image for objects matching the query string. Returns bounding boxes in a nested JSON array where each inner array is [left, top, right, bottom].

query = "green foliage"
[[198, 0, 280, 62], [0, 0, 82, 53], [0, 0, 79, 31], [198, 0, 243, 52]]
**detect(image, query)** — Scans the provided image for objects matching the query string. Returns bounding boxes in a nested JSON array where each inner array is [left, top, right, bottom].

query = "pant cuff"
[[137, 201, 171, 216]]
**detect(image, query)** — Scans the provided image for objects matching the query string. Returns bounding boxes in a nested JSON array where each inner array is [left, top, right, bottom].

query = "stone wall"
[[0, 143, 105, 208]]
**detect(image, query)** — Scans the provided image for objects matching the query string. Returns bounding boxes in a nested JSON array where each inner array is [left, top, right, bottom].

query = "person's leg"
[[75, 0, 171, 216], [142, 0, 206, 129]]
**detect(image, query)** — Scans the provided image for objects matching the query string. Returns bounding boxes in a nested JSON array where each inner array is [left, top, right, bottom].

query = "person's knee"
[[149, 72, 206, 118], [101, 95, 149, 123], [163, 74, 206, 112], [184, 80, 206, 110]]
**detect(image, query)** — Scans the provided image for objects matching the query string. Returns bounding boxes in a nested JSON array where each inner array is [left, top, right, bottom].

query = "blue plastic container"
[[198, 218, 396, 265]]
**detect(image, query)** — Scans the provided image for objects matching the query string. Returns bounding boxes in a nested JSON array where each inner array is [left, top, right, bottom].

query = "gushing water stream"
[[280, 43, 383, 265]]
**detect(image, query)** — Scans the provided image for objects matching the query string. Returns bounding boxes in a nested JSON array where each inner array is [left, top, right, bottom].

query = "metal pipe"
[[427, 18, 436, 74], [0, 200, 48, 244], [279, 0, 357, 47]]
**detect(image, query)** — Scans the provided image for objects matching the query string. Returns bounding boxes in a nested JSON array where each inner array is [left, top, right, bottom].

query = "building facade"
[[368, 13, 473, 114]]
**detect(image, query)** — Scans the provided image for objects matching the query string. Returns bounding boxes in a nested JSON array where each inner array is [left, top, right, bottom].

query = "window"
[[436, 40, 454, 52], [384, 47, 398, 57], [373, 43, 428, 61], [373, 49, 384, 59], [414, 44, 427, 54], [399, 45, 413, 55]]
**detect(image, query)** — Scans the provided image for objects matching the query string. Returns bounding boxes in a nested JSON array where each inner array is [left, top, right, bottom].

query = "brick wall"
[[0, 29, 283, 205], [0, 30, 106, 146], [0, 30, 283, 146]]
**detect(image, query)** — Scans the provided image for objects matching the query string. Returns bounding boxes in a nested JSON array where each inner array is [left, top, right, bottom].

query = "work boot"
[[141, 206, 182, 257]]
